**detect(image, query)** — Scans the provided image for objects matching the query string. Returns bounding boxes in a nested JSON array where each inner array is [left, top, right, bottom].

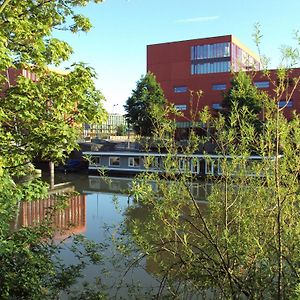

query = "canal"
[[19, 173, 211, 298]]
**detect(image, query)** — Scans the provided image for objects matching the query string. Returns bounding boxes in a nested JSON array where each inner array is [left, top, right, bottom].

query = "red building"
[[147, 35, 300, 131]]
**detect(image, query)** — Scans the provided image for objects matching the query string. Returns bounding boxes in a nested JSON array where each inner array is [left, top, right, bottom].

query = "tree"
[[222, 71, 264, 114], [124, 72, 167, 136], [118, 35, 300, 298], [221, 71, 268, 133], [115, 123, 127, 136], [0, 0, 107, 298], [0, 0, 107, 173]]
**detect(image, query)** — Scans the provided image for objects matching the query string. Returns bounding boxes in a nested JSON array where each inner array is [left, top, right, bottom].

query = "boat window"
[[178, 158, 187, 171], [205, 159, 215, 175], [128, 157, 140, 167], [191, 158, 200, 173], [147, 156, 161, 169], [91, 156, 100, 166], [109, 156, 120, 166]]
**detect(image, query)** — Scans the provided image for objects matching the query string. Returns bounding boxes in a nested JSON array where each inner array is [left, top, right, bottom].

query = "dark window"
[[174, 104, 187, 111], [174, 86, 188, 93], [278, 100, 293, 108], [212, 103, 222, 110], [128, 157, 140, 167], [254, 81, 270, 88], [109, 156, 120, 166], [212, 83, 227, 90]]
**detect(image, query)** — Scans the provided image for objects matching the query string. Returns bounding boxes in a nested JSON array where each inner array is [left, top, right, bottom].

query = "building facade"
[[147, 35, 300, 129], [84, 113, 127, 138]]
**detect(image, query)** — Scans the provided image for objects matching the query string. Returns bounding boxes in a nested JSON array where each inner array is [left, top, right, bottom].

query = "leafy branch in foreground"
[[0, 0, 108, 298], [120, 44, 300, 299]]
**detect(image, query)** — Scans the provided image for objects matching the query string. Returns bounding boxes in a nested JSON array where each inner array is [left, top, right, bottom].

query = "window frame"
[[174, 86, 188, 93], [278, 100, 293, 108], [174, 104, 187, 111], [109, 156, 120, 167], [212, 83, 227, 91], [128, 157, 140, 168], [254, 81, 270, 88]]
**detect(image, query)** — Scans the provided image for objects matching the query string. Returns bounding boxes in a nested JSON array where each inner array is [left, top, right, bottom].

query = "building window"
[[205, 160, 215, 175], [174, 104, 187, 111], [109, 156, 120, 166], [191, 42, 230, 60], [128, 157, 140, 167], [278, 100, 293, 108], [212, 83, 227, 91], [191, 60, 230, 75], [212, 103, 222, 110], [254, 81, 270, 88], [147, 156, 161, 169], [174, 86, 188, 93], [176, 121, 191, 128]]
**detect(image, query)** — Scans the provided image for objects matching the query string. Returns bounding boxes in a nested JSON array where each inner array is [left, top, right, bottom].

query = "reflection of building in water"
[[17, 194, 86, 235]]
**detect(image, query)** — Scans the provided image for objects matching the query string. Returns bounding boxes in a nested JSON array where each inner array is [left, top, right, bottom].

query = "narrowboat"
[[82, 151, 278, 178]]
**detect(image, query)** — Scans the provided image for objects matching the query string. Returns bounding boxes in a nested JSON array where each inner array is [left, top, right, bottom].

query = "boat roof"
[[82, 151, 282, 160]]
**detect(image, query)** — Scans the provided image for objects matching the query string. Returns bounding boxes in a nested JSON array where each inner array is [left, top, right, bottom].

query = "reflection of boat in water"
[[84, 176, 132, 194], [13, 183, 87, 238], [85, 175, 212, 204]]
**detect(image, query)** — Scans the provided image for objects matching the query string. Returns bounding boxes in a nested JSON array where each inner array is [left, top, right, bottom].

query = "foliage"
[[1, 63, 106, 170], [120, 38, 300, 298], [221, 71, 268, 133], [115, 123, 127, 136], [124, 72, 167, 136], [0, 0, 107, 173], [0, 0, 108, 298]]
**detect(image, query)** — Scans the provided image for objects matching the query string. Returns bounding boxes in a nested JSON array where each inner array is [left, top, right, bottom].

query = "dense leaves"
[[0, 0, 107, 298], [123, 69, 300, 298], [222, 71, 268, 134], [124, 72, 167, 136], [0, 1, 107, 171]]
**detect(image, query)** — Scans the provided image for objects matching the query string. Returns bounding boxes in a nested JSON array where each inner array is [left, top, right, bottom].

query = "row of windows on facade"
[[211, 100, 293, 110], [175, 99, 293, 112], [191, 61, 231, 75], [174, 81, 270, 95], [231, 43, 260, 71], [191, 42, 230, 60], [191, 44, 260, 75]]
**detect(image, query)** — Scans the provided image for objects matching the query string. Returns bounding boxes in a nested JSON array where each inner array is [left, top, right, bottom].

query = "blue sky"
[[55, 0, 300, 114]]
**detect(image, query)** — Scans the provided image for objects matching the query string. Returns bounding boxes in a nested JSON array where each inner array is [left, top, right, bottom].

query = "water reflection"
[[16, 194, 86, 236], [19, 174, 212, 297], [85, 175, 211, 203]]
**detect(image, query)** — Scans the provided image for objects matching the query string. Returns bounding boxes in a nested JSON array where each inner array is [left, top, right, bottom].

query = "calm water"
[[45, 174, 162, 298], [19, 173, 210, 298]]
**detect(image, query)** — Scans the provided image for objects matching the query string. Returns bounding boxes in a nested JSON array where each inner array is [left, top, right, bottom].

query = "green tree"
[[0, 0, 107, 173], [119, 36, 300, 298], [124, 72, 167, 136], [0, 0, 107, 298], [222, 71, 267, 132], [115, 123, 127, 136]]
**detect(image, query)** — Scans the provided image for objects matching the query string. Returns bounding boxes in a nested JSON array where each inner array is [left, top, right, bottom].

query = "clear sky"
[[55, 0, 300, 114]]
